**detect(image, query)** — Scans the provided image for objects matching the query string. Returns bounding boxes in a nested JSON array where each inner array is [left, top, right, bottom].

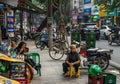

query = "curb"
[[110, 60, 120, 71]]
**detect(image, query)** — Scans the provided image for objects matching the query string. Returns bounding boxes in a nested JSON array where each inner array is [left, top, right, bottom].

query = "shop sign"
[[84, 8, 91, 15], [10, 62, 26, 79], [7, 10, 14, 37], [72, 9, 78, 16], [0, 4, 4, 10], [0, 11, 4, 24], [72, 15, 77, 24], [78, 7, 83, 14], [107, 10, 116, 16], [99, 11, 106, 17], [84, 0, 91, 4], [91, 6, 99, 15]]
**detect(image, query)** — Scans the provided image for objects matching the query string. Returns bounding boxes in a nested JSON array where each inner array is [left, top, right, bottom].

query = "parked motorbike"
[[24, 32, 40, 41], [39, 40, 49, 50], [35, 32, 56, 50], [108, 28, 120, 45], [80, 46, 113, 71], [34, 32, 49, 50]]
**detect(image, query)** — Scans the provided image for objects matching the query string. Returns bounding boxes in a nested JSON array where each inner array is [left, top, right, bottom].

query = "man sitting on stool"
[[63, 45, 81, 77]]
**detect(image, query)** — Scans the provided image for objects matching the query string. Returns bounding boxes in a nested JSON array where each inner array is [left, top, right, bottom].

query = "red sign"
[[72, 9, 78, 16], [18, 0, 25, 6], [16, 79, 28, 84], [72, 15, 77, 24]]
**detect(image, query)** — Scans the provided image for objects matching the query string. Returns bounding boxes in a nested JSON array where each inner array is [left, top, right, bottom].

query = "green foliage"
[[95, 0, 120, 11]]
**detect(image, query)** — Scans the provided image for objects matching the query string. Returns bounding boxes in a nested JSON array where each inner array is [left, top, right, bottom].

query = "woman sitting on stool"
[[14, 41, 41, 70], [63, 45, 81, 77]]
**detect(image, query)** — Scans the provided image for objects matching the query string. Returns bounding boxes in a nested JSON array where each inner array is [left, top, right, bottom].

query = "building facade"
[[70, 0, 99, 25]]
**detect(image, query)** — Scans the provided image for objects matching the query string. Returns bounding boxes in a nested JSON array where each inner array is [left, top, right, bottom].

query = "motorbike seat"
[[87, 48, 98, 55], [87, 48, 98, 52]]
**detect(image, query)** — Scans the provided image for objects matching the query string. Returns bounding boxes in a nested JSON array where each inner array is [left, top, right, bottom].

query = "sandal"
[[75, 73, 79, 78], [64, 72, 69, 77]]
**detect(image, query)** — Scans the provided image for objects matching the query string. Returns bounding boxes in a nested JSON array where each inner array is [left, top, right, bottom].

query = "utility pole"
[[47, 0, 53, 48]]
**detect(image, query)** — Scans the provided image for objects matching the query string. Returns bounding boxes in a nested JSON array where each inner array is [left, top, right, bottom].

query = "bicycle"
[[49, 39, 69, 60]]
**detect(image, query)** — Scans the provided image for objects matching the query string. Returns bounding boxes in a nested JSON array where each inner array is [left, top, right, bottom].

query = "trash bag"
[[88, 64, 102, 76]]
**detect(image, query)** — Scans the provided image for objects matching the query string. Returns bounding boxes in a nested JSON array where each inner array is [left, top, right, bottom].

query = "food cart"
[[0, 76, 20, 84], [0, 53, 34, 84]]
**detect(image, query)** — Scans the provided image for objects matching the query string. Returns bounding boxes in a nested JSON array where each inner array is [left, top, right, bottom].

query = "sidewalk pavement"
[[27, 41, 120, 84]]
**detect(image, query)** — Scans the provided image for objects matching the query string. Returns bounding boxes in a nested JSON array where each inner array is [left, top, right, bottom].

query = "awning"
[[0, 0, 46, 14], [24, 0, 46, 14], [0, 0, 18, 7]]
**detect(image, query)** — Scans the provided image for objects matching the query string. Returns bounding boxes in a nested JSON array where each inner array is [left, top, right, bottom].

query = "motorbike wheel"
[[40, 42, 45, 50], [96, 56, 109, 71], [49, 45, 64, 60], [35, 40, 41, 48], [116, 40, 120, 45], [24, 36, 28, 41]]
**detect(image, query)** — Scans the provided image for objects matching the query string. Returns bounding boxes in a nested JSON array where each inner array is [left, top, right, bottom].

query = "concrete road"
[[96, 40, 120, 64], [27, 41, 120, 84]]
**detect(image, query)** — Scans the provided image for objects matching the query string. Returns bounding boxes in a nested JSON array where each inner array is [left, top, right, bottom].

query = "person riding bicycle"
[[110, 24, 120, 41], [63, 45, 81, 77]]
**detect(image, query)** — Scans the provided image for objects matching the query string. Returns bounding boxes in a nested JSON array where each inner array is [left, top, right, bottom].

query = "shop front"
[[0, 0, 18, 40]]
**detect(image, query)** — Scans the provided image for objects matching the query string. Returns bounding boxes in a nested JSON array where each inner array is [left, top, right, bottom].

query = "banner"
[[7, 10, 14, 37]]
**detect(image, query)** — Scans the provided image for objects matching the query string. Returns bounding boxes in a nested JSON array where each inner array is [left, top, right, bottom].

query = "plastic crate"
[[88, 75, 104, 84], [104, 73, 116, 84]]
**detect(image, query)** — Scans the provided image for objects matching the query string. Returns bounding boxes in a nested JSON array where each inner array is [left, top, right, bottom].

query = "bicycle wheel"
[[49, 45, 64, 60]]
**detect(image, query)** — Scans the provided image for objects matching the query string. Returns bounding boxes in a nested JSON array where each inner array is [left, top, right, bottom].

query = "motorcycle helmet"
[[0, 62, 7, 72], [88, 64, 102, 76]]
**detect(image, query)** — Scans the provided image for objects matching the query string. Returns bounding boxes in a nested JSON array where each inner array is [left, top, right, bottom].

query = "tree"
[[95, 0, 120, 11], [35, 0, 70, 47], [34, 0, 70, 28], [95, 0, 120, 25]]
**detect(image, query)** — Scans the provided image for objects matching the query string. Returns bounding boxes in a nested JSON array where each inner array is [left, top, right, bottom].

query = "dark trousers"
[[20, 33, 23, 40], [62, 63, 80, 73]]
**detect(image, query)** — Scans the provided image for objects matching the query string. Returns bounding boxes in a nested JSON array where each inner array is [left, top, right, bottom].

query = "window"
[[101, 27, 106, 29]]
